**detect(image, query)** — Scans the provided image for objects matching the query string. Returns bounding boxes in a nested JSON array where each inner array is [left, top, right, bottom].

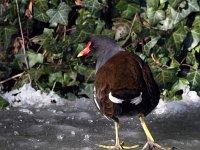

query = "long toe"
[[96, 143, 140, 149], [143, 142, 177, 150]]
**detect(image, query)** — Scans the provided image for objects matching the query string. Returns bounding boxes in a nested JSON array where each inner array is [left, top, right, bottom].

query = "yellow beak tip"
[[77, 53, 83, 57]]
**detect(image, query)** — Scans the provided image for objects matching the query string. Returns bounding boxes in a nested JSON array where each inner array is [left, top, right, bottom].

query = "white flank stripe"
[[131, 92, 142, 105], [93, 87, 100, 110], [109, 92, 124, 103]]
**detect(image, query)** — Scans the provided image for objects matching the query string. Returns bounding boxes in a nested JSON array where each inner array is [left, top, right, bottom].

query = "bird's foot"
[[142, 141, 176, 150], [96, 142, 140, 149]]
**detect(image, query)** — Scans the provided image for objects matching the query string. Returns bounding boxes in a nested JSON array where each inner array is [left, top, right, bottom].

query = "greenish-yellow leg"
[[139, 114, 175, 150], [97, 121, 140, 149]]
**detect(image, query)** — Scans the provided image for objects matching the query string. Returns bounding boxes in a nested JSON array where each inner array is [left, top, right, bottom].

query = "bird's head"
[[77, 35, 120, 58]]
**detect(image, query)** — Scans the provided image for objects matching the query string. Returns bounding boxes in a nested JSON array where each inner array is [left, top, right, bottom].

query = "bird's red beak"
[[77, 41, 91, 57]]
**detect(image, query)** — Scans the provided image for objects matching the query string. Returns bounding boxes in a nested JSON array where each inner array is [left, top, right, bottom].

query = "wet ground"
[[0, 98, 199, 150]]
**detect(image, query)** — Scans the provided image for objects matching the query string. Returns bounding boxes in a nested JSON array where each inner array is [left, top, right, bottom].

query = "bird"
[[77, 35, 170, 150]]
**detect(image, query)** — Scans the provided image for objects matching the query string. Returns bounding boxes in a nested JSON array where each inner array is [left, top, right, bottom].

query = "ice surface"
[[0, 84, 200, 150]]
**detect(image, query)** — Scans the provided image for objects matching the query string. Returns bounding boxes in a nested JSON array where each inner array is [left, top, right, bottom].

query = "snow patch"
[[0, 83, 66, 108], [154, 87, 200, 115]]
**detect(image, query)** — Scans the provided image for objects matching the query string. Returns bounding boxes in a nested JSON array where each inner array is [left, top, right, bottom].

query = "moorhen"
[[77, 35, 169, 150]]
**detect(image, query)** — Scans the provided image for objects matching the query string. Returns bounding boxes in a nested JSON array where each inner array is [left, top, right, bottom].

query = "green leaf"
[[34, 0, 49, 23], [188, 27, 200, 50], [95, 19, 105, 34], [153, 67, 177, 88], [32, 28, 54, 44], [82, 0, 107, 14], [186, 51, 196, 64], [192, 15, 200, 27], [46, 2, 71, 27], [0, 96, 9, 108], [172, 26, 188, 49], [171, 0, 200, 25], [171, 78, 189, 92], [35, 0, 48, 10], [28, 50, 44, 68], [187, 68, 200, 90], [79, 83, 94, 98], [63, 72, 78, 86], [0, 26, 17, 50], [146, 8, 165, 25], [166, 25, 188, 54], [144, 35, 160, 55], [167, 78, 189, 100], [121, 3, 141, 19], [168, 0, 182, 8], [169, 55, 180, 68], [147, 0, 159, 9], [49, 71, 62, 85], [34, 7, 49, 23]]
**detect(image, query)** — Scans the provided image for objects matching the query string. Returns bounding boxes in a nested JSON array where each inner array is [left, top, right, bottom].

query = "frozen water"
[[0, 84, 200, 150]]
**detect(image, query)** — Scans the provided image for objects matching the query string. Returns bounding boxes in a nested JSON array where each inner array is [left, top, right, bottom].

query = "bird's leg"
[[139, 114, 175, 150], [97, 121, 140, 149]]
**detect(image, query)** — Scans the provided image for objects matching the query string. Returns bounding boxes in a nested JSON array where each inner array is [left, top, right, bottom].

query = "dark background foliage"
[[0, 0, 200, 103]]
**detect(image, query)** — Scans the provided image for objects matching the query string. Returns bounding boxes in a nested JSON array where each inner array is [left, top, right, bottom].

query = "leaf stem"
[[15, 0, 31, 83]]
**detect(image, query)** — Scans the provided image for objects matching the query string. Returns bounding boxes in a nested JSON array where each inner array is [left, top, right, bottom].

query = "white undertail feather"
[[109, 92, 142, 105], [109, 92, 124, 103], [130, 92, 142, 105]]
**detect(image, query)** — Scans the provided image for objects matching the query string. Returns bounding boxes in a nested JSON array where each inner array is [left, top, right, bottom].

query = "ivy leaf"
[[171, 0, 200, 25], [82, 0, 107, 14], [28, 50, 44, 68], [167, 78, 189, 100], [46, 2, 71, 27], [170, 78, 189, 92], [146, 8, 165, 25], [32, 28, 54, 45], [169, 56, 180, 68], [187, 68, 200, 90], [192, 15, 200, 27], [0, 26, 17, 50], [188, 27, 200, 50], [121, 3, 141, 19], [166, 25, 188, 55], [186, 51, 196, 64], [34, 7, 49, 23], [144, 35, 160, 55], [153, 67, 177, 88], [79, 83, 94, 99], [63, 72, 78, 86], [0, 96, 9, 108], [172, 26, 188, 49], [146, 0, 159, 9], [49, 71, 62, 85], [34, 0, 48, 10]]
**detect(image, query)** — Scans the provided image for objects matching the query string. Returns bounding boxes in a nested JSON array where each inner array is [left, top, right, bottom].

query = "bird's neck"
[[96, 47, 124, 71]]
